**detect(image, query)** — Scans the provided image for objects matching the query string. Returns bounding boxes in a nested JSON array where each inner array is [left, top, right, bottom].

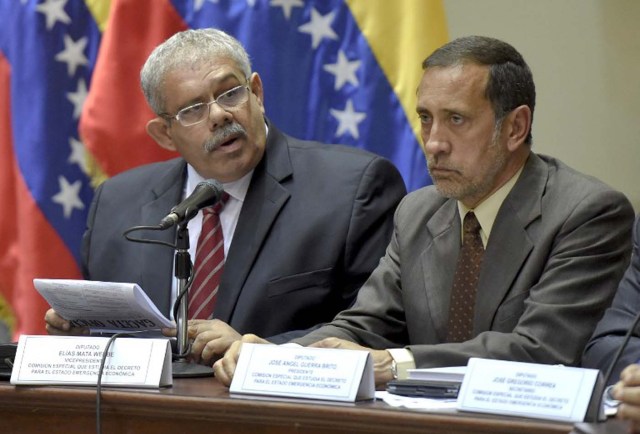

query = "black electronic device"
[[386, 379, 461, 399], [0, 343, 17, 379]]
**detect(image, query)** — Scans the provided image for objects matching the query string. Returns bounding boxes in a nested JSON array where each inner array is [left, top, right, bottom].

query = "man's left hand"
[[308, 337, 394, 388]]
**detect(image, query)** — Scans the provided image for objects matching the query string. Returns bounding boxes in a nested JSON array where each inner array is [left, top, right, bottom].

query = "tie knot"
[[204, 192, 230, 216], [463, 212, 481, 236]]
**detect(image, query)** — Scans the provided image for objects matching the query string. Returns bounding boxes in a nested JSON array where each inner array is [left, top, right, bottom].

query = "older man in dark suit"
[[44, 29, 406, 365]]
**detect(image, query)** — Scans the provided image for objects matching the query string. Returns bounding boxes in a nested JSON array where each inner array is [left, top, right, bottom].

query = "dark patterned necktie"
[[188, 193, 229, 319], [446, 212, 484, 343]]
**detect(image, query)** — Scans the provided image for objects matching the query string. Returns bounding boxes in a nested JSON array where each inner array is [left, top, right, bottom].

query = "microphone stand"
[[171, 221, 214, 378]]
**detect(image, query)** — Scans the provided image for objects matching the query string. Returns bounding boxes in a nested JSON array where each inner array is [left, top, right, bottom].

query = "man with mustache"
[[214, 35, 635, 388], [44, 29, 407, 365]]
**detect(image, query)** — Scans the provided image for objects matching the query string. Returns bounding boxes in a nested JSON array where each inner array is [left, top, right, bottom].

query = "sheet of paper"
[[34, 279, 174, 331], [407, 366, 466, 382], [375, 391, 458, 410]]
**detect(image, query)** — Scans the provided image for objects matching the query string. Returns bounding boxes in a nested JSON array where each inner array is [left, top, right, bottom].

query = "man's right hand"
[[612, 364, 640, 433], [213, 333, 271, 386], [44, 308, 89, 335]]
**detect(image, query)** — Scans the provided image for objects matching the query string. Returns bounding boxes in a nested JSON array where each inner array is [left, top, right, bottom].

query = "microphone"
[[158, 179, 224, 229]]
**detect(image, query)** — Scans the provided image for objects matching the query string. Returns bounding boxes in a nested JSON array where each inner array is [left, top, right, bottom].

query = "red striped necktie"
[[188, 193, 229, 319]]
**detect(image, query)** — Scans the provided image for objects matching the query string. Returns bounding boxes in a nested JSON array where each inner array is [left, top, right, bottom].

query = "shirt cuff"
[[388, 348, 415, 380]]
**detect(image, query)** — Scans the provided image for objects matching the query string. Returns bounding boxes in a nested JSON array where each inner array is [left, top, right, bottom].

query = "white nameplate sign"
[[10, 335, 172, 388], [230, 343, 374, 402], [457, 358, 600, 422]]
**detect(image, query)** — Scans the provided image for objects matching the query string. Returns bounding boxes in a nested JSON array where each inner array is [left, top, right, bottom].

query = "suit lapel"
[[420, 199, 460, 341], [473, 153, 547, 333], [214, 123, 292, 322], [139, 159, 186, 315]]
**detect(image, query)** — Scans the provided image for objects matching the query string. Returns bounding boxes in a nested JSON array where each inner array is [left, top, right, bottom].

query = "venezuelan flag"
[[0, 0, 447, 340]]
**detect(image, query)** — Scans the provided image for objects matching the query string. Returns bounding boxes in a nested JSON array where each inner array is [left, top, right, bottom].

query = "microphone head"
[[177, 179, 225, 222], [159, 179, 225, 229], [197, 179, 225, 205]]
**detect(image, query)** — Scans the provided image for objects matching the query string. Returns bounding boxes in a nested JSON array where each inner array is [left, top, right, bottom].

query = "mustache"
[[427, 155, 460, 173], [203, 123, 247, 152]]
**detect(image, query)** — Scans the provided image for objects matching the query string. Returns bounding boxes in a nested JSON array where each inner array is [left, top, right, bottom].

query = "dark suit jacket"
[[295, 153, 634, 367], [81, 123, 406, 342], [583, 216, 640, 384]]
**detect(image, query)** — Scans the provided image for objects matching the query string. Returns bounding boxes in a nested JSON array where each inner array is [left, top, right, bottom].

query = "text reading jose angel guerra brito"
[[249, 354, 347, 395]]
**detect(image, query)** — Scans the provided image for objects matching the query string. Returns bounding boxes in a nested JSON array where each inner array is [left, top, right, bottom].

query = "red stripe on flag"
[[0, 52, 81, 339], [80, 0, 187, 177]]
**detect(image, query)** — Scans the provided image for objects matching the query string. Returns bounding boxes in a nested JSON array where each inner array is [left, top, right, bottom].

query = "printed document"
[[34, 278, 174, 332]]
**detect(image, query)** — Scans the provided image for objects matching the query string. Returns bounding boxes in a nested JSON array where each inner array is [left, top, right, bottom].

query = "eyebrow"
[[175, 73, 245, 111]]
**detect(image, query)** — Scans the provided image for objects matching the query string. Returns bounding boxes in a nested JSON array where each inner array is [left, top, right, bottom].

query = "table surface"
[[0, 377, 630, 434]]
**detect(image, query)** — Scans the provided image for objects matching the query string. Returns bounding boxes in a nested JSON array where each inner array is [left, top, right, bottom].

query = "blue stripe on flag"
[[0, 0, 102, 264]]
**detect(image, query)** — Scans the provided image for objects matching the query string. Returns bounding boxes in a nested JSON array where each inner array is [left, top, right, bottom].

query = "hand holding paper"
[[35, 279, 175, 333], [44, 308, 89, 336]]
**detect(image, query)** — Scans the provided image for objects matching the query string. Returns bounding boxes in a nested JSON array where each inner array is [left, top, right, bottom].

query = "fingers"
[[615, 384, 640, 407], [621, 365, 640, 386], [197, 331, 242, 365], [213, 334, 271, 387], [44, 309, 69, 332], [240, 333, 271, 345], [214, 340, 243, 387], [161, 327, 177, 337], [613, 365, 640, 430], [308, 337, 343, 349], [308, 337, 363, 351], [187, 320, 242, 365], [44, 309, 88, 335], [617, 402, 640, 426]]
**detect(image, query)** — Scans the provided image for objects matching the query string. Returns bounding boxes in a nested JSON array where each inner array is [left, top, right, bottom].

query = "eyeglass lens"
[[177, 85, 248, 126]]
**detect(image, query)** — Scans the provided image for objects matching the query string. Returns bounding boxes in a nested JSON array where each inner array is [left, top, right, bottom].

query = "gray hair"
[[140, 28, 252, 115], [423, 36, 535, 145]]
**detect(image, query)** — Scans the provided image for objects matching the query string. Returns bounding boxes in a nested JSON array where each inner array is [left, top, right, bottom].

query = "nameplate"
[[10, 335, 172, 388], [230, 343, 374, 402], [457, 358, 601, 422]]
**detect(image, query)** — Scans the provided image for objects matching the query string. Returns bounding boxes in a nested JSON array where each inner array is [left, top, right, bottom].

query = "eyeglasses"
[[164, 84, 250, 127]]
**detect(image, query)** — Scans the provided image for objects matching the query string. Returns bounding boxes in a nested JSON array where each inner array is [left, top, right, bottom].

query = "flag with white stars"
[[0, 0, 101, 338], [0, 0, 447, 339]]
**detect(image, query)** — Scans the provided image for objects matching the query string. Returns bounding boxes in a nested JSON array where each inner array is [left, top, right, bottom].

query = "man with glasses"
[[44, 28, 406, 365]]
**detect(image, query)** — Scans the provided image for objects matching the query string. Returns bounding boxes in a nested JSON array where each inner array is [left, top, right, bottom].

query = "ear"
[[249, 72, 265, 114], [146, 118, 177, 152], [504, 105, 532, 151]]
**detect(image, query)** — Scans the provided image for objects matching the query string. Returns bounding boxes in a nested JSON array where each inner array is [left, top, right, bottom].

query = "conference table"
[[0, 377, 630, 434]]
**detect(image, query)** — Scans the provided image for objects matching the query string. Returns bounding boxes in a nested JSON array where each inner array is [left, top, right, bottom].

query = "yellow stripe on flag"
[[345, 0, 448, 145], [0, 292, 15, 339], [82, 0, 113, 186], [84, 0, 111, 32]]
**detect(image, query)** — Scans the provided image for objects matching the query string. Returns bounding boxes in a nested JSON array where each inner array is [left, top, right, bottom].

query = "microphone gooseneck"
[[602, 309, 640, 387]]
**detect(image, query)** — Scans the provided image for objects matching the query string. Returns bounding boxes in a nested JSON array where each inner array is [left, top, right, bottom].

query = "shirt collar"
[[457, 163, 525, 246], [185, 164, 252, 204]]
